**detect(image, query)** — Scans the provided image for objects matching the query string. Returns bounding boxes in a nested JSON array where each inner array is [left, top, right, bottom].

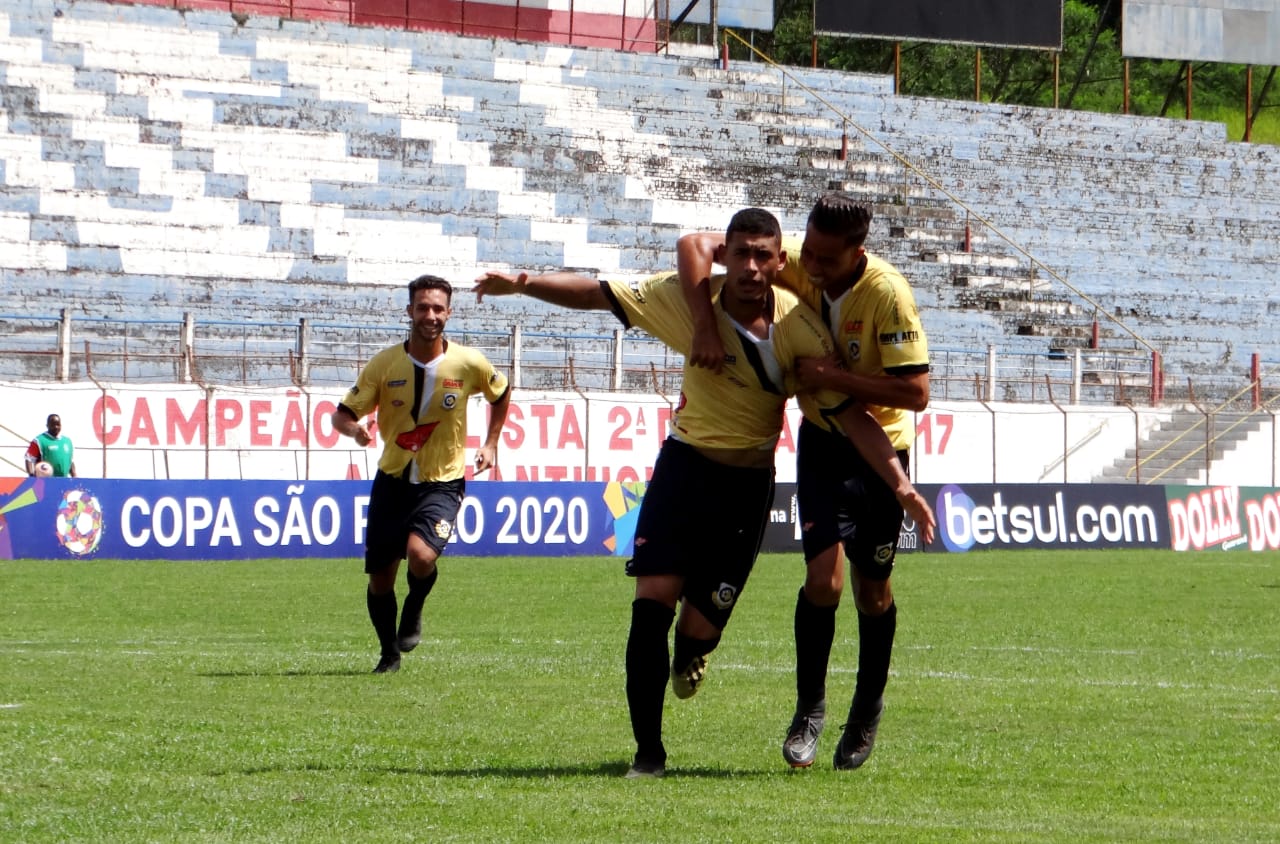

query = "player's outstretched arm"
[[676, 232, 726, 373], [833, 404, 936, 544], [474, 271, 611, 311]]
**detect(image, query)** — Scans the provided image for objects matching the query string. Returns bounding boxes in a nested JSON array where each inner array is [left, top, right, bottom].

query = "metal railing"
[[0, 310, 1239, 406]]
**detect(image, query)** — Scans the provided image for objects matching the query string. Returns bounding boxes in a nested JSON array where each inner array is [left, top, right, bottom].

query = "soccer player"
[[678, 193, 930, 771], [474, 207, 935, 778], [332, 274, 511, 674], [26, 414, 76, 477]]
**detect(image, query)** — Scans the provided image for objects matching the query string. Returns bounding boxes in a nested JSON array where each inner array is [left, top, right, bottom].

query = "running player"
[[332, 274, 511, 674]]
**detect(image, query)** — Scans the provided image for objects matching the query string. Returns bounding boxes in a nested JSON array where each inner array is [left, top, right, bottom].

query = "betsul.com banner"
[[0, 478, 635, 560], [930, 484, 1169, 552]]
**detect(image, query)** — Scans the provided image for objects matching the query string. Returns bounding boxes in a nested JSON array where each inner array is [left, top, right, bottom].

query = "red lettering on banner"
[[313, 401, 339, 448], [558, 406, 584, 450], [280, 400, 307, 447], [249, 400, 272, 447], [1169, 486, 1242, 551], [167, 398, 205, 445], [93, 394, 122, 445], [530, 404, 556, 448], [777, 413, 796, 454], [608, 406, 633, 450], [502, 404, 526, 449], [214, 399, 242, 446], [572, 465, 652, 482], [1245, 491, 1280, 551], [916, 412, 954, 455], [128, 398, 159, 445]]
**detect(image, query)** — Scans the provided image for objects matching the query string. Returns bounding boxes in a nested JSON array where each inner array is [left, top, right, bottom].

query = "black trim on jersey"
[[734, 325, 783, 395], [817, 396, 860, 431], [885, 363, 930, 376], [334, 403, 359, 421], [412, 360, 426, 420], [599, 280, 632, 329]]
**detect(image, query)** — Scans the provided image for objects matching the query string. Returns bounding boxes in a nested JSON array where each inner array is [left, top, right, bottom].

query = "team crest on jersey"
[[873, 543, 894, 565], [712, 583, 738, 609], [434, 520, 453, 540], [847, 339, 861, 361], [442, 393, 458, 409], [349, 384, 359, 394]]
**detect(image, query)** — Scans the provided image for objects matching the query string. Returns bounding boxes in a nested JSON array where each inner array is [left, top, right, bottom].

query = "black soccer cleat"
[[624, 753, 666, 780], [832, 700, 882, 770], [372, 654, 401, 674], [397, 613, 422, 653], [782, 698, 826, 768], [670, 655, 707, 700]]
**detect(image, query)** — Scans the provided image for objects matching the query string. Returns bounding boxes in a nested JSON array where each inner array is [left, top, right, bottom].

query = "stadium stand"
[[1, 0, 1278, 403]]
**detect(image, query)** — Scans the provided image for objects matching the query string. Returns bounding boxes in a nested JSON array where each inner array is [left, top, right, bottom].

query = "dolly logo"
[[434, 520, 453, 540], [873, 542, 894, 565], [712, 583, 738, 609]]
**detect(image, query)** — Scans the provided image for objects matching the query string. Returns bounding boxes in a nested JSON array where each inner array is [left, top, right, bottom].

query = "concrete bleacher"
[[1, 0, 1278, 397]]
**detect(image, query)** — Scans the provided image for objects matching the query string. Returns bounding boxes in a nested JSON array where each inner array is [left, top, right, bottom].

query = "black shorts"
[[626, 438, 774, 630], [363, 470, 465, 573], [796, 419, 908, 581]]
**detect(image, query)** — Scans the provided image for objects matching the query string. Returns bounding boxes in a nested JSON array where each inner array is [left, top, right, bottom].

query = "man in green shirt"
[[26, 414, 76, 478]]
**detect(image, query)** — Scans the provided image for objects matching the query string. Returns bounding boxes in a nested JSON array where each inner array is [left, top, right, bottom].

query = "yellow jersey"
[[775, 236, 929, 450], [601, 272, 855, 455], [339, 339, 509, 482]]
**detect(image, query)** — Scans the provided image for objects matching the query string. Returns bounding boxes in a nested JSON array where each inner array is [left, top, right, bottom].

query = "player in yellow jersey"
[[475, 208, 934, 778], [679, 194, 930, 771], [332, 275, 511, 674]]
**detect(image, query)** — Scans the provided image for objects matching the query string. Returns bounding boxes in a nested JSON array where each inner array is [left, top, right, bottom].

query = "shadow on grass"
[[197, 669, 369, 677], [217, 761, 774, 779]]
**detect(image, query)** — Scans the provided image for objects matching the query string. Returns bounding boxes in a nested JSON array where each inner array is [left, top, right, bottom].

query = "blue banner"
[[0, 478, 644, 560]]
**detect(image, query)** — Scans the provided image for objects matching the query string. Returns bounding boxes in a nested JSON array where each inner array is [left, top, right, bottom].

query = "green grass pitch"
[[2, 549, 1278, 842]]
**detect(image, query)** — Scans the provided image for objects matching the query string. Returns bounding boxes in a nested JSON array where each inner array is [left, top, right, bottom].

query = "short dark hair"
[[808, 193, 872, 249], [725, 207, 782, 243], [408, 274, 453, 304]]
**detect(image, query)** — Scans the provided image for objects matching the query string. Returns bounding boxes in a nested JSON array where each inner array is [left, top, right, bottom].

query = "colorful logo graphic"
[[55, 489, 104, 556], [0, 478, 45, 559], [602, 481, 647, 556]]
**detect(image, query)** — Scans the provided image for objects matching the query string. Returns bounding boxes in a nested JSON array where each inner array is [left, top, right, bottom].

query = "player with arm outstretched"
[[477, 207, 933, 778], [679, 193, 930, 771]]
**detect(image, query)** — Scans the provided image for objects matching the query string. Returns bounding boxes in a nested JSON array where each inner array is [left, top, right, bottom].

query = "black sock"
[[366, 588, 400, 658], [794, 586, 838, 709], [626, 598, 675, 765], [400, 568, 438, 629], [671, 628, 720, 675], [853, 601, 897, 718]]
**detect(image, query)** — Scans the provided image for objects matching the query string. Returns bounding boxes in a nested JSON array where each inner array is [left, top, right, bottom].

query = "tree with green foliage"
[[715, 0, 1277, 142]]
